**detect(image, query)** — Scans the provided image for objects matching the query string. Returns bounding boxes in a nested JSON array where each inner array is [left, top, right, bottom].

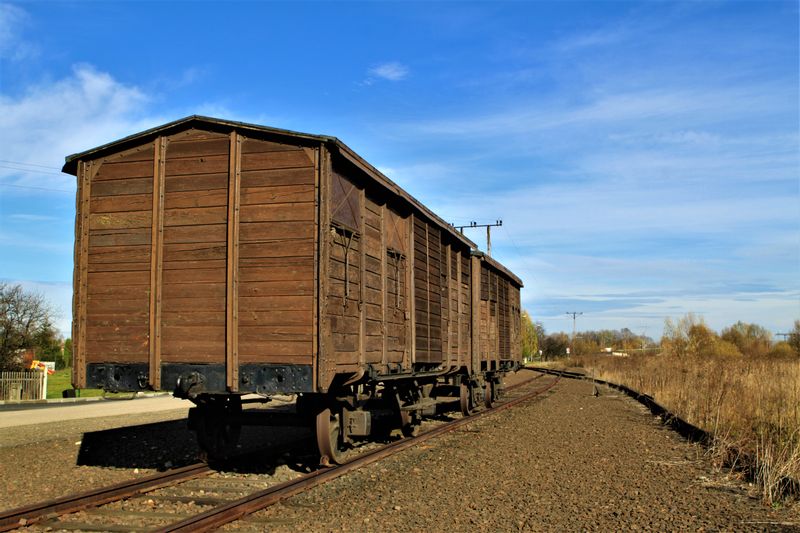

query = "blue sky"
[[0, 1, 798, 338]]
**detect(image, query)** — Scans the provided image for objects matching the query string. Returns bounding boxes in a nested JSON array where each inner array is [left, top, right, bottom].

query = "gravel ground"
[[0, 407, 194, 512], [3, 373, 798, 531], [232, 377, 799, 532], [0, 401, 309, 513]]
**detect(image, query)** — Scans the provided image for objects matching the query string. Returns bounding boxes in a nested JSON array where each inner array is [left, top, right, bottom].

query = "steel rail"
[[0, 463, 212, 532], [153, 373, 561, 533], [0, 372, 555, 533]]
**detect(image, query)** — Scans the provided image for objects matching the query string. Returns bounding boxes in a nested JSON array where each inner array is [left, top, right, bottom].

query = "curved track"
[[155, 373, 561, 533], [2, 372, 560, 533]]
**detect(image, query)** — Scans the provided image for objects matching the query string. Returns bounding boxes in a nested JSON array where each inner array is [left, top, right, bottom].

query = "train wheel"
[[460, 382, 475, 416], [195, 408, 241, 461], [484, 380, 494, 409], [316, 407, 345, 466]]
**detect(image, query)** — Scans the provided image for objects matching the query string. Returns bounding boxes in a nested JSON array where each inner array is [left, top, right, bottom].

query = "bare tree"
[[0, 283, 60, 370]]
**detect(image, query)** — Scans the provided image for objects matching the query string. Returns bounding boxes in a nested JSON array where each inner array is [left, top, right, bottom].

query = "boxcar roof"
[[62, 115, 478, 250], [472, 251, 524, 287]]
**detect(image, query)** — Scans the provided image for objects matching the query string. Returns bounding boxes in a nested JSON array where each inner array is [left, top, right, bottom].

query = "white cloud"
[[0, 3, 37, 60], [0, 61, 167, 335], [0, 64, 163, 191], [404, 83, 792, 141], [7, 214, 58, 222], [367, 62, 409, 82], [554, 27, 629, 52]]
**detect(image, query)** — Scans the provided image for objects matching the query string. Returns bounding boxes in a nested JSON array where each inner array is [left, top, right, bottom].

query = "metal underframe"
[[86, 359, 520, 396], [86, 363, 314, 396]]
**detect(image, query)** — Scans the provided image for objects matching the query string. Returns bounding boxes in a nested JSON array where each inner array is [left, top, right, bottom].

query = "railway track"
[[2, 372, 560, 533], [0, 463, 213, 532]]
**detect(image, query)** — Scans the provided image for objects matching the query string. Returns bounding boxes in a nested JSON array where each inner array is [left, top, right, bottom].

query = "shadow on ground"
[[77, 420, 314, 474]]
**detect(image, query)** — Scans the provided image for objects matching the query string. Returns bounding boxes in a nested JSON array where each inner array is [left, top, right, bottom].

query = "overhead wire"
[[500, 225, 538, 286], [0, 164, 65, 177], [0, 159, 62, 170], [0, 159, 72, 193], [0, 183, 73, 193]]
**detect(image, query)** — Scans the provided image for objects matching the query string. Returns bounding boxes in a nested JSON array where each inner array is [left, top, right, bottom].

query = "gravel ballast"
[[2, 375, 798, 531], [232, 377, 798, 531]]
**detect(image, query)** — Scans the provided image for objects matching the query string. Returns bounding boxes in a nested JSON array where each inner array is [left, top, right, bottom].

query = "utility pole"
[[453, 220, 503, 256], [641, 326, 648, 353], [566, 311, 583, 355], [776, 332, 790, 341]]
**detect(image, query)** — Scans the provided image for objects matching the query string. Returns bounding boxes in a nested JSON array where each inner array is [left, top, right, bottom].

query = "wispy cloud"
[[0, 64, 160, 192], [8, 214, 58, 222], [368, 6, 799, 336], [0, 3, 37, 61], [365, 61, 409, 83]]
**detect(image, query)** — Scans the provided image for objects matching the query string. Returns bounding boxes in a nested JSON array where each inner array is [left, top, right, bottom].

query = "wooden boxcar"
[[63, 116, 523, 462]]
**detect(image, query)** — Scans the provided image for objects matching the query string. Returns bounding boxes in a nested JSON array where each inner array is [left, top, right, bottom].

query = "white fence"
[[0, 371, 47, 401]]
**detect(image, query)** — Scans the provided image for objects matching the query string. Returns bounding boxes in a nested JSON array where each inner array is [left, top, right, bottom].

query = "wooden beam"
[[456, 250, 463, 368], [359, 188, 366, 368], [425, 225, 431, 360], [407, 214, 415, 367], [311, 146, 320, 391], [148, 138, 166, 390], [72, 160, 93, 389], [318, 146, 335, 391], [226, 132, 242, 392], [380, 204, 387, 367], [71, 163, 80, 389], [470, 255, 481, 375], [446, 243, 452, 365]]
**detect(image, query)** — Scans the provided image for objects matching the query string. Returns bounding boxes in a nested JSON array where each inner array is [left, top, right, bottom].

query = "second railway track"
[[3, 371, 560, 533]]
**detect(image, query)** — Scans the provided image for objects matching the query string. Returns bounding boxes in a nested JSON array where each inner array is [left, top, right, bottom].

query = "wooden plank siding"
[[77, 127, 318, 390], [85, 144, 154, 365], [412, 218, 443, 364], [326, 168, 363, 367], [472, 256, 523, 368], [236, 137, 315, 366], [160, 130, 229, 364], [440, 243, 472, 370], [385, 208, 408, 366], [363, 197, 384, 365], [318, 162, 414, 389], [69, 117, 523, 394]]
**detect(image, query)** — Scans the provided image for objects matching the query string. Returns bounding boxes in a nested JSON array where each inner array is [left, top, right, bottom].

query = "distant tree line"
[[661, 314, 799, 359], [520, 310, 800, 360]]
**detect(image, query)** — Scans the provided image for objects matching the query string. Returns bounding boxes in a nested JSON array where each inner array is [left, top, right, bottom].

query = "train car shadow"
[[76, 418, 201, 470], [77, 420, 314, 475]]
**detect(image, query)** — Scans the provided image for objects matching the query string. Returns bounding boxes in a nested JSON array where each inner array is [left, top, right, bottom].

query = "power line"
[[0, 159, 61, 170], [0, 164, 65, 176], [0, 183, 73, 193]]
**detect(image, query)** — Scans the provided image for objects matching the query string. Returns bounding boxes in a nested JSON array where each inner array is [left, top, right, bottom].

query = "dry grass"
[[571, 354, 800, 504]]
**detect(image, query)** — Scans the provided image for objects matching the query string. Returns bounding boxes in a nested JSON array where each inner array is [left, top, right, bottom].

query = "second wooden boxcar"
[[63, 116, 523, 462]]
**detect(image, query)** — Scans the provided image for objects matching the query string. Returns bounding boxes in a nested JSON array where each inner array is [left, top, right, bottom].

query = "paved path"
[[0, 396, 192, 428]]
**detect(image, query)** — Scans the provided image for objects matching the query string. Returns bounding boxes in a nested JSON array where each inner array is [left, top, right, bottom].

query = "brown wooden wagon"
[[63, 116, 523, 462]]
